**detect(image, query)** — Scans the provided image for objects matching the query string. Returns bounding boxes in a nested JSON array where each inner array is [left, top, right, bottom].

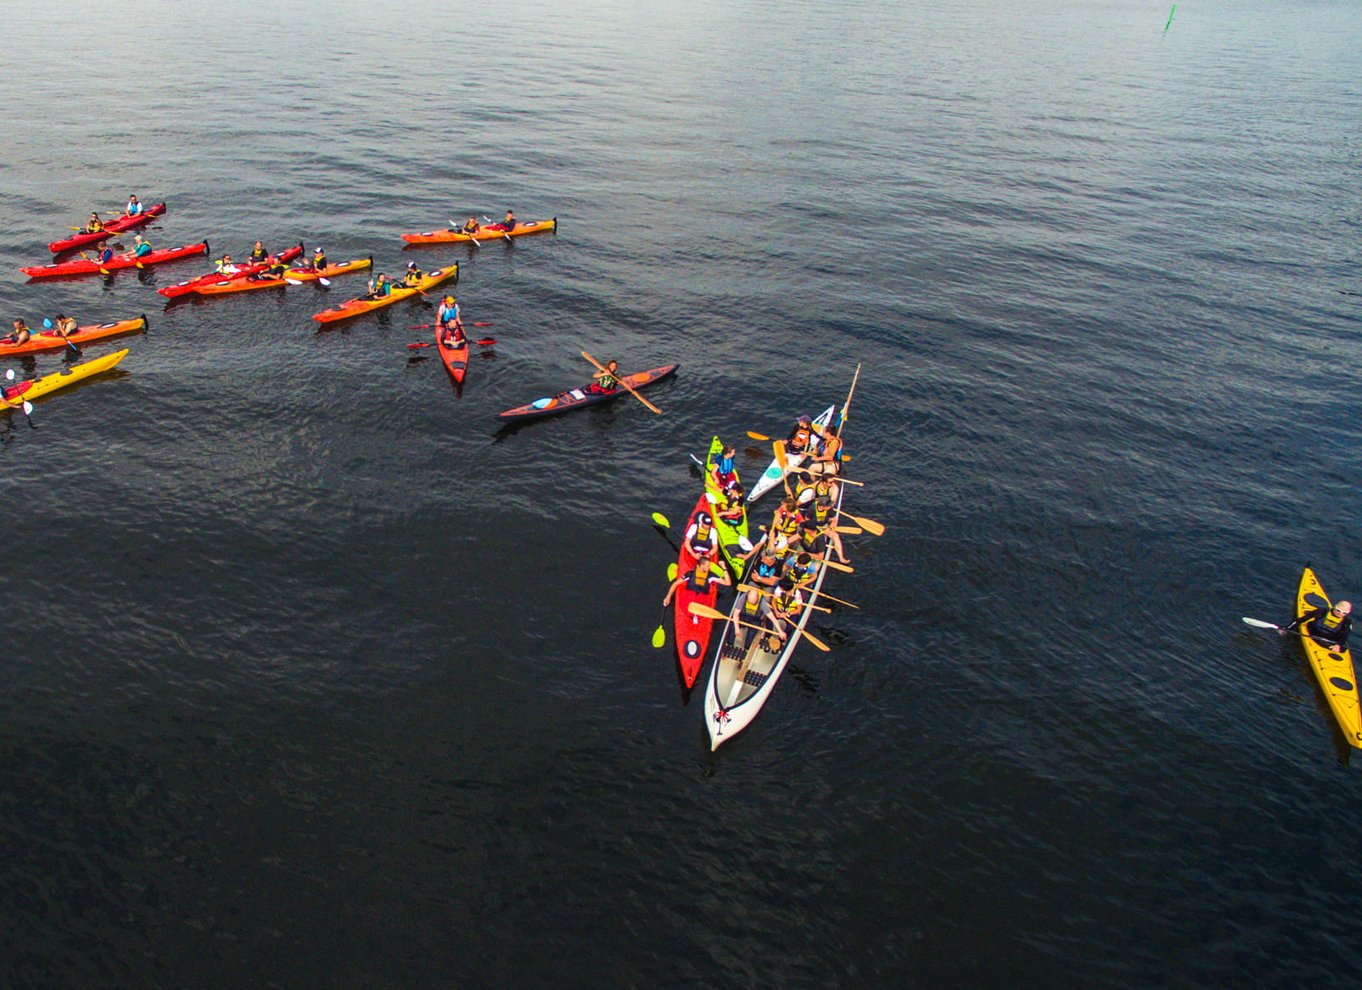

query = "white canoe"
[[745, 405, 835, 503], [704, 474, 844, 749]]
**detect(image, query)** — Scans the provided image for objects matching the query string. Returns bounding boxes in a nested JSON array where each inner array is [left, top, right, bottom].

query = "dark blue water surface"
[[3, 1, 1361, 986]]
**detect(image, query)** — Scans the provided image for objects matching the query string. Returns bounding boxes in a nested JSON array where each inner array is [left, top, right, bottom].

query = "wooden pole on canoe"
[[580, 351, 662, 414], [686, 601, 830, 652]]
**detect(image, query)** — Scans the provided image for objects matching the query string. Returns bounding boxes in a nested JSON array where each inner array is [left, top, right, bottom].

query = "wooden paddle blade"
[[798, 627, 832, 652], [835, 526, 863, 535], [845, 513, 884, 536], [821, 559, 854, 573], [687, 602, 729, 621]]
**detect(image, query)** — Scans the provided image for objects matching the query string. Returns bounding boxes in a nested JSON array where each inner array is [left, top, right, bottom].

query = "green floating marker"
[[1164, 3, 1176, 34]]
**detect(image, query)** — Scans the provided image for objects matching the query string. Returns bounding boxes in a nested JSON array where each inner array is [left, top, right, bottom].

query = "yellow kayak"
[[1296, 567, 1362, 748], [2, 349, 128, 410]]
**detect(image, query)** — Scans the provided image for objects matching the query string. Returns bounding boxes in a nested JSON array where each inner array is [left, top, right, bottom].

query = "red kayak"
[[158, 243, 305, 297], [47, 203, 167, 254], [436, 328, 469, 384], [674, 493, 723, 688], [22, 241, 209, 279]]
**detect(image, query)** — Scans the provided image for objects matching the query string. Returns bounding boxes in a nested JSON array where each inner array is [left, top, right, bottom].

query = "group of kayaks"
[[655, 367, 872, 750]]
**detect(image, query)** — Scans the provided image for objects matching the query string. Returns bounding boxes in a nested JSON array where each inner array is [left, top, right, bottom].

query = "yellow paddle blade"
[[667, 563, 678, 581], [746, 430, 771, 441], [651, 625, 666, 648], [651, 512, 671, 529], [835, 526, 863, 535]]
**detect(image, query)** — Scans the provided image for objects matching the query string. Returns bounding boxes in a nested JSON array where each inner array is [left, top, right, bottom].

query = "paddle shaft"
[[581, 350, 662, 415]]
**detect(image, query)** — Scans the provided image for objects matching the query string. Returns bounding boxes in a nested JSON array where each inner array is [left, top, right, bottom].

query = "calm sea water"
[[3, 1, 1361, 987]]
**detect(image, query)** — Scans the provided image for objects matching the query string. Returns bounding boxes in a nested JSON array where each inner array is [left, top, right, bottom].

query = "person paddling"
[[7, 319, 32, 345], [1285, 599, 1353, 653], [84, 212, 104, 234], [589, 359, 620, 394], [214, 253, 237, 275], [311, 246, 327, 272], [460, 216, 481, 235], [248, 240, 270, 264], [436, 295, 464, 347], [131, 234, 153, 257], [662, 555, 731, 608], [96, 244, 115, 265], [401, 261, 425, 288], [497, 210, 517, 232], [125, 194, 144, 217], [52, 314, 78, 339], [786, 413, 815, 462]]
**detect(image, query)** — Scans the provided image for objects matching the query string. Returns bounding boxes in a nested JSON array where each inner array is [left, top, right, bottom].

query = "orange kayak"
[[0, 315, 147, 356], [312, 264, 458, 324], [401, 218, 557, 245], [195, 275, 289, 296], [436, 329, 469, 384], [284, 255, 372, 283]]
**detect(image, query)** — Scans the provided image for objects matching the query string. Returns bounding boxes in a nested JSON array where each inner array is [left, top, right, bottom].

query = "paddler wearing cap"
[[436, 294, 464, 347], [684, 510, 720, 560], [1284, 599, 1353, 653], [400, 260, 425, 288], [310, 246, 327, 272], [786, 413, 815, 460]]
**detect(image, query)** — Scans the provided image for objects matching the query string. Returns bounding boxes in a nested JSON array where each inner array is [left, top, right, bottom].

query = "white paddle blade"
[[737, 536, 754, 553], [5, 369, 14, 381], [704, 491, 719, 505], [1242, 617, 1280, 630], [22, 401, 33, 415], [284, 278, 303, 286]]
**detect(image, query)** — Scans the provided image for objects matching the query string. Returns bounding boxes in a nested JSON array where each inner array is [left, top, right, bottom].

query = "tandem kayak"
[[401, 217, 558, 245], [674, 492, 722, 688], [22, 241, 209, 279], [747, 405, 836, 503], [2, 349, 129, 411], [157, 243, 305, 297], [496, 364, 678, 422], [1295, 567, 1362, 748], [436, 330, 469, 385], [0, 315, 147, 357], [704, 436, 751, 579], [48, 202, 167, 254], [312, 264, 459, 324]]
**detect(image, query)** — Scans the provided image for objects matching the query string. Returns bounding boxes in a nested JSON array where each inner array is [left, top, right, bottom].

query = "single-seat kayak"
[[284, 255, 372, 284], [158, 243, 306, 297], [0, 315, 148, 357], [1296, 567, 1362, 748], [674, 492, 722, 688], [2, 349, 129, 410], [496, 364, 678, 422], [312, 264, 459, 324], [401, 217, 557, 245], [22, 241, 209, 279], [436, 329, 469, 385], [48, 202, 167, 253]]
